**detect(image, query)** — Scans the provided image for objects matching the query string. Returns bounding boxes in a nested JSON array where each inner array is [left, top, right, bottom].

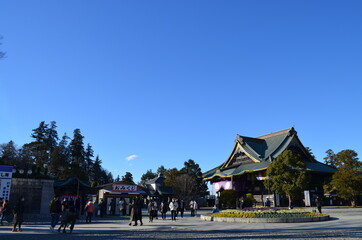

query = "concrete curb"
[[200, 214, 330, 223]]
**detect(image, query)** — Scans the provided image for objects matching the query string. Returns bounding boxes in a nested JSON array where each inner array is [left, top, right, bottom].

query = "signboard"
[[112, 184, 137, 192], [0, 165, 13, 200]]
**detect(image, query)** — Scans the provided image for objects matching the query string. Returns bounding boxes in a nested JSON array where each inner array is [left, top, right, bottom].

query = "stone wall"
[[10, 178, 54, 214]]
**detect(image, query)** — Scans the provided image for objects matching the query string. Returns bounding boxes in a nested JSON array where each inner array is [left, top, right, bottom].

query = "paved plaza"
[[1, 207, 361, 239]]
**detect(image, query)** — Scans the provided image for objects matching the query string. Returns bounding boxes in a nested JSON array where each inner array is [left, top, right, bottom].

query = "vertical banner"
[[0, 165, 13, 201], [304, 190, 311, 207]]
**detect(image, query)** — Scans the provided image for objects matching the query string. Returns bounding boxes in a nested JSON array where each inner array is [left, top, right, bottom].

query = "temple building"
[[202, 127, 337, 207]]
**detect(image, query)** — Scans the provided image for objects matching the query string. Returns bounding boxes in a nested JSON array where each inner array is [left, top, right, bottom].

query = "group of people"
[[49, 196, 95, 233], [1, 195, 200, 233], [147, 198, 198, 222], [0, 196, 25, 232]]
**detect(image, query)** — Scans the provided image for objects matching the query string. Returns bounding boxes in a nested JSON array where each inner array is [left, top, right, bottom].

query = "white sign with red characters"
[[112, 184, 137, 192]]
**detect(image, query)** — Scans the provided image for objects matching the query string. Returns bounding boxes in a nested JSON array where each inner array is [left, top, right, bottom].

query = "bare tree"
[[0, 35, 5, 59]]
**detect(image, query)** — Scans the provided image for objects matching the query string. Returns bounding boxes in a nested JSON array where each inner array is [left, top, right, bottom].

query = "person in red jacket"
[[84, 199, 95, 223]]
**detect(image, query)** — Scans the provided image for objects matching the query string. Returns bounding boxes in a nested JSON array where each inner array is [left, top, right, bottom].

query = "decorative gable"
[[222, 142, 259, 168]]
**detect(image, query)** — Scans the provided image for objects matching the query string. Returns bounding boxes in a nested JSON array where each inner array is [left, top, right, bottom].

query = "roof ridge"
[[256, 127, 294, 139], [237, 135, 261, 140]]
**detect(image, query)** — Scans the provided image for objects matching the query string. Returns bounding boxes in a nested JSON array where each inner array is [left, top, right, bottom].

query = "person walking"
[[98, 199, 105, 217], [12, 196, 25, 232], [189, 200, 195, 217], [58, 203, 78, 234], [193, 200, 198, 216], [49, 195, 61, 232], [177, 199, 185, 218], [61, 197, 69, 212], [135, 196, 143, 226], [189, 200, 198, 217], [119, 198, 126, 216], [84, 199, 95, 223], [109, 198, 116, 216], [128, 197, 137, 226], [75, 197, 81, 216], [316, 195, 322, 213], [147, 199, 157, 222], [0, 199, 10, 225], [160, 201, 168, 220], [169, 198, 178, 221]]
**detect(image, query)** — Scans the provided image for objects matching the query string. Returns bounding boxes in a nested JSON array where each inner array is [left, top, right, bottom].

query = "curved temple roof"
[[203, 127, 337, 181]]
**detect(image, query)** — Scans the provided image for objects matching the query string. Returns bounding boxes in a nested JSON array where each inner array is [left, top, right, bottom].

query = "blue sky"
[[1, 1, 362, 183]]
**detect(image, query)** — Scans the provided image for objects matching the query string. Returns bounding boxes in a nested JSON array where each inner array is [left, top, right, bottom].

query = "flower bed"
[[201, 207, 329, 223]]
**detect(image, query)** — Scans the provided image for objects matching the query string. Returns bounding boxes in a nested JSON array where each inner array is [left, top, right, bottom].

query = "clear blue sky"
[[1, 1, 362, 183]]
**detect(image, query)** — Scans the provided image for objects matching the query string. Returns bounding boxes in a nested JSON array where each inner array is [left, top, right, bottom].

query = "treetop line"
[[1, 121, 361, 206]]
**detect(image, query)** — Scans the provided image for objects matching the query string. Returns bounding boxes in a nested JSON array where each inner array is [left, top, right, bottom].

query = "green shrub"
[[243, 193, 257, 208], [219, 190, 239, 209]]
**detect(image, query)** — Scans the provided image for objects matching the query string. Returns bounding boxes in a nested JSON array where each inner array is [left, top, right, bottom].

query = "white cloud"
[[125, 154, 138, 161]]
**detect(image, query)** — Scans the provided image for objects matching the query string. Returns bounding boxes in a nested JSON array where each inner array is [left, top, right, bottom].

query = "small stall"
[[97, 181, 146, 216]]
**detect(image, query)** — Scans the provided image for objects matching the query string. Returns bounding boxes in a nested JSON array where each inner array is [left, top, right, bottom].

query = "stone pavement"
[[0, 207, 361, 239]]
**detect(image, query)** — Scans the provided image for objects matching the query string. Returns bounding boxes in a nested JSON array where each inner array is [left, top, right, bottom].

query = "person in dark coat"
[[160, 200, 168, 220], [12, 196, 25, 232], [98, 199, 106, 217], [136, 196, 143, 226], [49, 195, 61, 232], [147, 199, 157, 222], [58, 204, 78, 234], [177, 199, 185, 218], [75, 197, 81, 216], [109, 198, 116, 216], [316, 195, 322, 213]]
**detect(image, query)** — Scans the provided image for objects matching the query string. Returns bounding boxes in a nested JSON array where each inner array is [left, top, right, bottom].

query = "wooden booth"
[[97, 181, 146, 216]]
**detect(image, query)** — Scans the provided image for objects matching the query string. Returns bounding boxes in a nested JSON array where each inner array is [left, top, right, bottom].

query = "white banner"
[[304, 190, 311, 206]]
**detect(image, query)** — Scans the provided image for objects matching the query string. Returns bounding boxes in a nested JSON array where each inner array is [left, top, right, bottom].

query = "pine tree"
[[180, 159, 209, 197], [122, 172, 134, 183], [46, 121, 59, 154], [49, 133, 70, 179], [157, 165, 167, 175], [69, 129, 87, 180], [264, 150, 310, 208], [115, 175, 121, 182], [324, 149, 337, 168], [0, 141, 18, 166], [90, 155, 103, 186], [140, 169, 157, 185], [331, 150, 362, 206], [85, 143, 94, 176], [29, 121, 51, 173], [18, 144, 34, 173]]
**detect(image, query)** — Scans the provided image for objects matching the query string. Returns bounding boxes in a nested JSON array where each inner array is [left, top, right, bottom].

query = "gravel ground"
[[2, 207, 362, 239], [3, 228, 362, 240]]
